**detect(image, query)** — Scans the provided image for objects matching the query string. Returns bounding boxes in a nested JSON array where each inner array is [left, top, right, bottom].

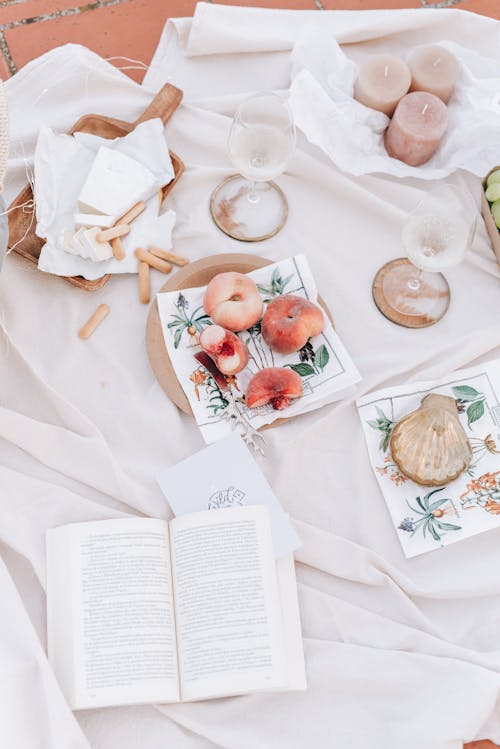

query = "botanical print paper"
[[157, 254, 361, 444], [357, 360, 500, 558]]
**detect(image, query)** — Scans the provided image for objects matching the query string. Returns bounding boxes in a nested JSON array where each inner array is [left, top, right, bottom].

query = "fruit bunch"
[[200, 271, 325, 411], [485, 169, 500, 229]]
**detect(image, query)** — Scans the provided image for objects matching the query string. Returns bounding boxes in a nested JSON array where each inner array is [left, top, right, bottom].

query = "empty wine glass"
[[372, 184, 477, 328], [210, 92, 296, 242]]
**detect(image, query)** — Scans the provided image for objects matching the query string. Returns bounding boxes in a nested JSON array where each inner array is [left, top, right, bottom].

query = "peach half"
[[246, 367, 303, 411], [203, 272, 264, 332], [199, 325, 249, 376], [261, 295, 325, 355]]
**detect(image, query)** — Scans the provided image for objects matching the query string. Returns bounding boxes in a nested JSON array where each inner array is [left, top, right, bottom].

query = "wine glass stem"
[[247, 181, 260, 205], [407, 268, 422, 292]]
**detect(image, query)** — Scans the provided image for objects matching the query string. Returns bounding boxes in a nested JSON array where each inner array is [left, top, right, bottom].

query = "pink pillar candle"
[[384, 92, 448, 167], [409, 45, 459, 104], [354, 54, 411, 117]]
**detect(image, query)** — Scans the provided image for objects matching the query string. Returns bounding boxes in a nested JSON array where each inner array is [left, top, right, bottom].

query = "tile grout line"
[[0, 30, 16, 74], [0, 0, 132, 33]]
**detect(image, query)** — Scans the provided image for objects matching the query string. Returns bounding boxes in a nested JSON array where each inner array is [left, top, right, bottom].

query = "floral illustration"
[[452, 385, 486, 428], [257, 266, 293, 302], [188, 364, 229, 414], [375, 456, 409, 485], [367, 406, 395, 453], [285, 342, 330, 378], [460, 470, 500, 514], [398, 488, 461, 542], [167, 293, 212, 349], [466, 433, 500, 476]]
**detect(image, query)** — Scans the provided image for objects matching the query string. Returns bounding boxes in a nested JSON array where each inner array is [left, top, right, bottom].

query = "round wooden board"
[[146, 253, 334, 424]]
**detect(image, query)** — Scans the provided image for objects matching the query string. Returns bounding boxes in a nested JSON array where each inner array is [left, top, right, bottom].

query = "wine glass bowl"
[[373, 184, 477, 328], [211, 92, 296, 242]]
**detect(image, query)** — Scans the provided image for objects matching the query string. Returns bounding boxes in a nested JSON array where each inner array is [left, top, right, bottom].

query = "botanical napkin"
[[290, 30, 500, 179], [157, 254, 361, 444], [358, 360, 500, 558]]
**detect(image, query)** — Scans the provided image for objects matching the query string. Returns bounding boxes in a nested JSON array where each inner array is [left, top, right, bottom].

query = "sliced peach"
[[203, 272, 264, 332], [262, 295, 325, 354], [199, 325, 249, 376], [246, 367, 302, 411]]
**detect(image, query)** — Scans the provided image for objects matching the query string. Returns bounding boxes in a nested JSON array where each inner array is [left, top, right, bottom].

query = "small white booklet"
[[357, 360, 500, 558], [47, 506, 306, 710], [157, 434, 301, 559]]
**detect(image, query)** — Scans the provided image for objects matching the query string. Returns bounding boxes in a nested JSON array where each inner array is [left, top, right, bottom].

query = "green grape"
[[486, 169, 500, 187], [491, 200, 500, 229], [486, 184, 500, 202]]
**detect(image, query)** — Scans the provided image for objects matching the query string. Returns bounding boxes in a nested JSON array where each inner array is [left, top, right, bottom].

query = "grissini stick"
[[149, 246, 189, 267], [116, 201, 146, 226], [134, 248, 172, 274], [138, 261, 150, 304], [111, 237, 126, 261], [96, 224, 130, 243], [78, 304, 110, 339]]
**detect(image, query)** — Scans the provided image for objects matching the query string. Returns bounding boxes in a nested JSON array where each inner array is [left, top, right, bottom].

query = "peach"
[[246, 367, 302, 411], [199, 325, 249, 376], [203, 272, 264, 332], [261, 295, 325, 355]]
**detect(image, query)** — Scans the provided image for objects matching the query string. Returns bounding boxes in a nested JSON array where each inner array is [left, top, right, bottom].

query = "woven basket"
[[0, 82, 8, 193]]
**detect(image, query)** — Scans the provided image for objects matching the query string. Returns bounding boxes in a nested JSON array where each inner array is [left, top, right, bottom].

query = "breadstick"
[[116, 201, 146, 226], [111, 236, 126, 261], [138, 261, 150, 304], [78, 304, 110, 339], [149, 246, 189, 267], [134, 248, 172, 274], [96, 224, 129, 243]]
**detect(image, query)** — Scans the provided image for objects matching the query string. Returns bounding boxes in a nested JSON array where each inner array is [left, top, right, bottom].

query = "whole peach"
[[203, 272, 263, 332], [262, 295, 325, 354], [246, 367, 302, 411], [199, 325, 249, 376]]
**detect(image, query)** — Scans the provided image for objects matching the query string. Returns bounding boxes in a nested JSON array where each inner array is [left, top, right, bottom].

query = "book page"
[[47, 518, 180, 710], [275, 554, 307, 691], [170, 506, 287, 701]]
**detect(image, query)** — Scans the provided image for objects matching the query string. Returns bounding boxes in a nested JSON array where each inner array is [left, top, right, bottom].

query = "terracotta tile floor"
[[0, 0, 498, 746]]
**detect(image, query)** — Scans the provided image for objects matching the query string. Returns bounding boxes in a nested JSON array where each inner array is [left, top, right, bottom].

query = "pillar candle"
[[354, 54, 411, 117], [409, 45, 459, 104], [384, 92, 448, 167]]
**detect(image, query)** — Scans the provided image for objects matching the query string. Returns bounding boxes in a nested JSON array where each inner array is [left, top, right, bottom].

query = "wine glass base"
[[372, 258, 450, 328], [210, 175, 288, 242]]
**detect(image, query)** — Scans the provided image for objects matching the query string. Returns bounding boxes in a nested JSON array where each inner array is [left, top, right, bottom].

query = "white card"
[[157, 434, 301, 559]]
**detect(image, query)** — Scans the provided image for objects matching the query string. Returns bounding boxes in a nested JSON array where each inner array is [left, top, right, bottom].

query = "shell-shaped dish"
[[390, 394, 472, 486]]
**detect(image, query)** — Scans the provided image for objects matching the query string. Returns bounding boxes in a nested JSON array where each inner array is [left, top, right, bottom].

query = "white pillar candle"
[[354, 54, 411, 117], [409, 45, 459, 104], [384, 92, 448, 167]]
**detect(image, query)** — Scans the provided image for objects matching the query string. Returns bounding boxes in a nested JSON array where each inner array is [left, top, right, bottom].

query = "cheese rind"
[[77, 146, 158, 219]]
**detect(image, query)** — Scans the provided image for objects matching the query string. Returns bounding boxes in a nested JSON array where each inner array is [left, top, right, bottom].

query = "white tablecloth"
[[2, 4, 500, 747]]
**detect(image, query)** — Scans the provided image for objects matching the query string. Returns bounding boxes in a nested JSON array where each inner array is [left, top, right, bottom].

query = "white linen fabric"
[[2, 4, 500, 748]]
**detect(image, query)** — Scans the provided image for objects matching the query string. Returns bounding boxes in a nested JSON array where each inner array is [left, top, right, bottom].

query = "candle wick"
[[384, 65, 389, 78], [432, 57, 442, 68], [422, 103, 429, 115]]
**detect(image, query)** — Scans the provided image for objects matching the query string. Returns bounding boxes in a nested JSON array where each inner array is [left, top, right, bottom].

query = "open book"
[[46, 506, 306, 710]]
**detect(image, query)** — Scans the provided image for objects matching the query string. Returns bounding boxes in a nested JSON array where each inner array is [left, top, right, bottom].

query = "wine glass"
[[372, 184, 477, 328], [210, 92, 296, 242]]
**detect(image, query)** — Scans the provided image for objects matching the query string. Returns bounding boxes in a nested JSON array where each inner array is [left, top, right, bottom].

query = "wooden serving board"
[[145, 253, 334, 423], [8, 82, 185, 291]]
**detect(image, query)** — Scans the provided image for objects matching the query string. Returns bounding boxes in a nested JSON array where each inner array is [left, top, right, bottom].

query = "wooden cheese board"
[[145, 253, 333, 423], [7, 82, 185, 291]]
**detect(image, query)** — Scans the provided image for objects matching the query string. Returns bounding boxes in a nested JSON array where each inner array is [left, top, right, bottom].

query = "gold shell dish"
[[390, 393, 472, 486]]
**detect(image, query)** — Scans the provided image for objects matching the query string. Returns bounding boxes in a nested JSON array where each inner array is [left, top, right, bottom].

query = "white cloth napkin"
[[290, 31, 500, 179], [3, 4, 500, 749]]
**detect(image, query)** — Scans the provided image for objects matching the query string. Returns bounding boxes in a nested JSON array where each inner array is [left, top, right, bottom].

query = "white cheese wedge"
[[74, 212, 114, 229], [77, 146, 158, 219], [62, 229, 76, 254], [82, 226, 113, 262], [69, 228, 91, 259]]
